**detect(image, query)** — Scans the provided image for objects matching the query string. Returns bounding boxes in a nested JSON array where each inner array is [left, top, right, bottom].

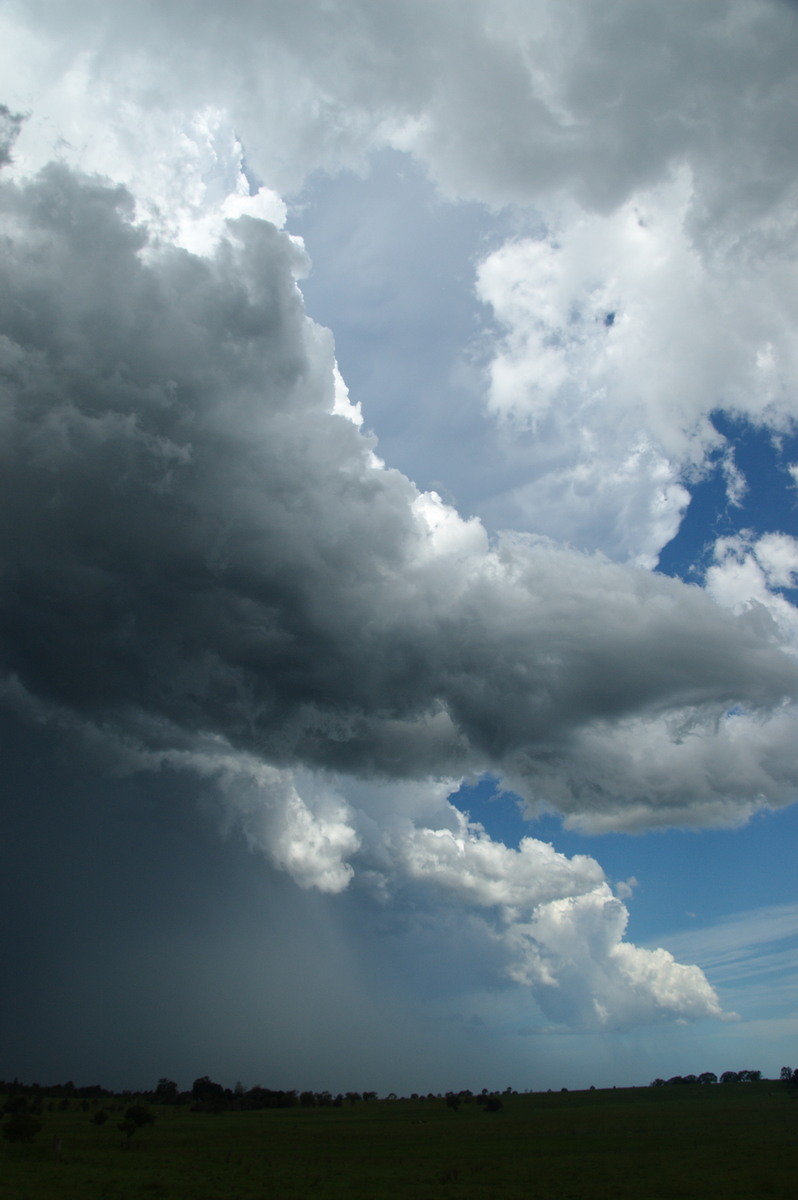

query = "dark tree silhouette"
[[118, 1104, 154, 1146], [4, 1110, 43, 1143], [125, 1104, 155, 1128], [191, 1077, 225, 1105]]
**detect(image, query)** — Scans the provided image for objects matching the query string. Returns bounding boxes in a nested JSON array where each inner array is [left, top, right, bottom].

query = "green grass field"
[[2, 1083, 796, 1200]]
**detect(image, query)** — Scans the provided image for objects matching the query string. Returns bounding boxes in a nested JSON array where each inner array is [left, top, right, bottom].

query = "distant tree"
[[720, 1071, 740, 1084], [125, 1104, 155, 1128], [117, 1105, 154, 1146], [3, 1110, 43, 1143], [192, 1077, 224, 1103], [118, 1119, 137, 1144], [155, 1078, 178, 1103], [780, 1066, 793, 1081], [91, 1109, 109, 1126], [484, 1097, 503, 1113], [698, 1073, 718, 1085], [445, 1093, 460, 1112], [649, 1078, 666, 1088], [299, 1091, 316, 1107], [190, 1077, 230, 1111]]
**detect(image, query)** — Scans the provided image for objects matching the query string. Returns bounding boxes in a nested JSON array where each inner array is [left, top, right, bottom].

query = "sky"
[[0, 0, 797, 1096]]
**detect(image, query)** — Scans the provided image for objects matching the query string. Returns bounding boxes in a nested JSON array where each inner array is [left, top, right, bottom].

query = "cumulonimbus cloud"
[[3, 1, 797, 1038], [2, 163, 796, 810], [0, 158, 796, 1028]]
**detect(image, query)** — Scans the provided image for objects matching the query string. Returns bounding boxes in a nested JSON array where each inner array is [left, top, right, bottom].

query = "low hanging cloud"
[[2, 158, 798, 1031]]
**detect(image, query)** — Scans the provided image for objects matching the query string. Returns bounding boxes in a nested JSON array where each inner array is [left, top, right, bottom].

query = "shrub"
[[3, 1111, 43, 1143], [125, 1104, 155, 1128]]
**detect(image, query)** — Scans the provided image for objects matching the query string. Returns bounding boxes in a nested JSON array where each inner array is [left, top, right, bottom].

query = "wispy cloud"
[[656, 904, 798, 1017]]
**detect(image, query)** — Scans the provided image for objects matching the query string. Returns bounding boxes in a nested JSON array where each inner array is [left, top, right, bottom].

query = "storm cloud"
[[2, 0, 798, 1086], [2, 162, 796, 806], [0, 157, 796, 1042]]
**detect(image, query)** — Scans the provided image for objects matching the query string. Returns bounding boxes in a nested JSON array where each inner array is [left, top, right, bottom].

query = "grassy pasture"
[[1, 1083, 795, 1199]]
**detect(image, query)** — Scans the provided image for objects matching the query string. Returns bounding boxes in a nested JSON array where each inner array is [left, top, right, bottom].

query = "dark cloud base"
[[2, 164, 797, 817]]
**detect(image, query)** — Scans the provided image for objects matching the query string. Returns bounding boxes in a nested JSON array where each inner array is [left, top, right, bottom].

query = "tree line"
[[157, 1076, 381, 1112], [648, 1068, 798, 1087]]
